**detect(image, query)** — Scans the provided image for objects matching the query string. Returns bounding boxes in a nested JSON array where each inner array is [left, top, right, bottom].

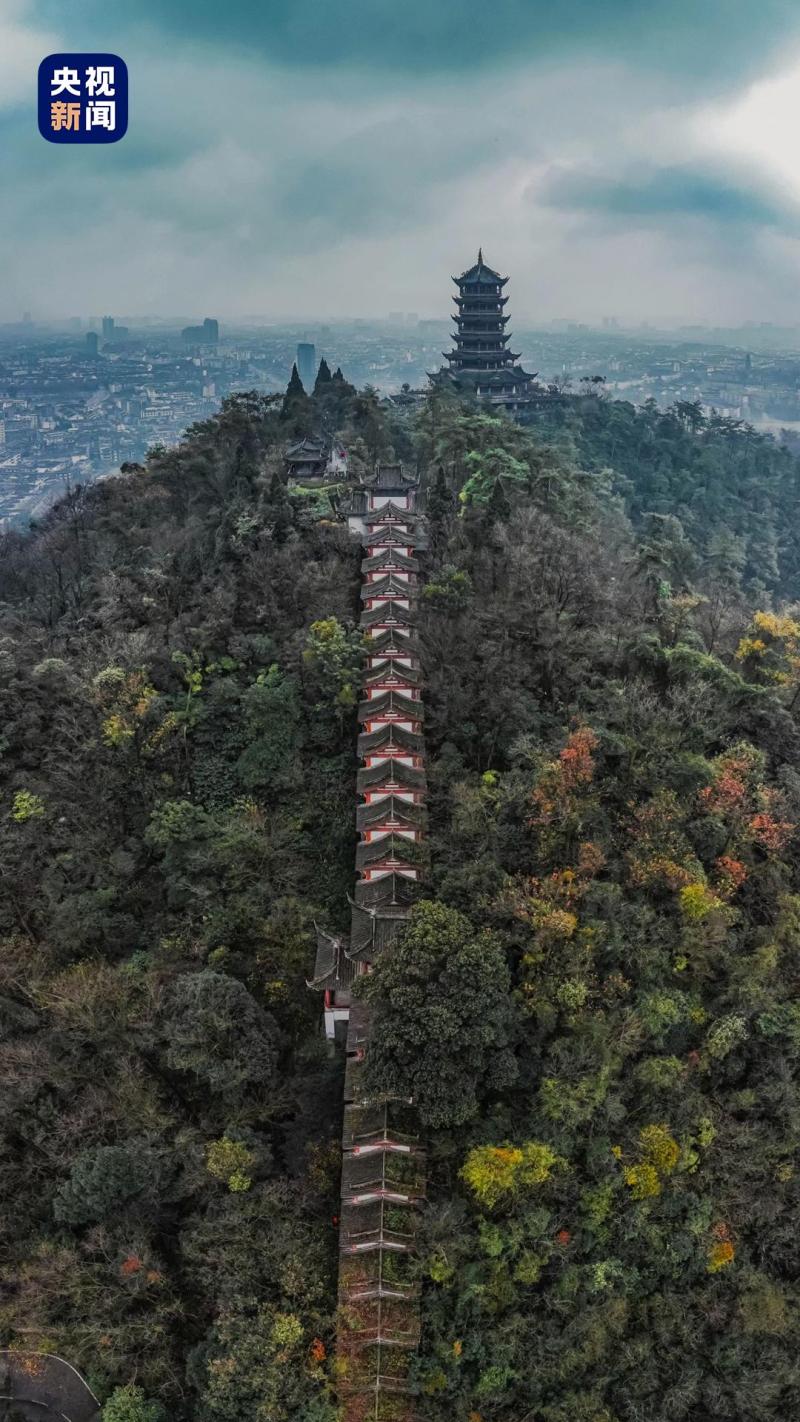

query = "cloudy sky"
[[5, 0, 800, 324]]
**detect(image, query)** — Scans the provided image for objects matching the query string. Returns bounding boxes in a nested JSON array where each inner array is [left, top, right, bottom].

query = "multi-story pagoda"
[[432, 249, 537, 413], [309, 462, 428, 1420]]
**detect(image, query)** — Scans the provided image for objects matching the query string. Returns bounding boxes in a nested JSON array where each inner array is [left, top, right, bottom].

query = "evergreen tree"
[[280, 363, 313, 435], [313, 357, 332, 394], [426, 466, 455, 557], [485, 473, 511, 524]]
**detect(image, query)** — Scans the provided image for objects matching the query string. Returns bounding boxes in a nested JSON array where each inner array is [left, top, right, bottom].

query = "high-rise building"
[[181, 317, 219, 344], [85, 331, 99, 357], [102, 316, 114, 341], [432, 250, 536, 413], [296, 341, 317, 392]]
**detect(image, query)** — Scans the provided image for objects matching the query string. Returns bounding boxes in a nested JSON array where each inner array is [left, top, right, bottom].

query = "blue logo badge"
[[38, 53, 128, 143]]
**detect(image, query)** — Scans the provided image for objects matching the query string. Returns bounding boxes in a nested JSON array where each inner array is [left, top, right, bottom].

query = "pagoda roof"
[[454, 294, 508, 307], [361, 463, 418, 490], [452, 365, 537, 387], [286, 436, 328, 460], [307, 925, 358, 992], [365, 528, 424, 550], [361, 572, 416, 601], [357, 724, 425, 761], [363, 659, 422, 689], [357, 796, 427, 833], [357, 758, 426, 794], [366, 627, 422, 657], [360, 599, 417, 629], [353, 873, 421, 910], [362, 547, 420, 574], [348, 898, 410, 960], [356, 834, 421, 870], [359, 689, 423, 723], [453, 249, 507, 286], [453, 312, 510, 324], [451, 336, 512, 349], [364, 502, 420, 525], [446, 351, 519, 365]]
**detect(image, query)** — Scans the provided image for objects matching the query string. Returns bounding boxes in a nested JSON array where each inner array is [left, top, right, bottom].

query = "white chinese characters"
[[86, 101, 116, 131], [85, 65, 116, 97], [49, 64, 118, 131], [50, 66, 81, 97]]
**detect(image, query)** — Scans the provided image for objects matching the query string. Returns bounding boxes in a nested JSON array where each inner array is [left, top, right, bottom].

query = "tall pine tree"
[[280, 363, 312, 433], [313, 357, 332, 394]]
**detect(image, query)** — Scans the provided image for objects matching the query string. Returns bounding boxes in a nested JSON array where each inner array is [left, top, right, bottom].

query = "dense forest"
[[2, 371, 800, 1421]]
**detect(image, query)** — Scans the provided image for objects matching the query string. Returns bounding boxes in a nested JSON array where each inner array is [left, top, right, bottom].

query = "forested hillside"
[[2, 379, 800, 1421]]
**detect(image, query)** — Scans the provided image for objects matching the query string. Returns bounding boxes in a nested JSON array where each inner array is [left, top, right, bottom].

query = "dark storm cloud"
[[6, 0, 800, 321], [540, 164, 800, 233], [38, 0, 800, 84]]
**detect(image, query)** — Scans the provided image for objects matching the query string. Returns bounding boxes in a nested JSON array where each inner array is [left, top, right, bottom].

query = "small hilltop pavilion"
[[431, 249, 538, 414]]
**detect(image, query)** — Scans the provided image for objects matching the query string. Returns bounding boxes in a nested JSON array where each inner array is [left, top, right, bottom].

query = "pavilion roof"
[[357, 796, 427, 832], [365, 530, 425, 553], [361, 547, 420, 574], [360, 600, 417, 629], [453, 311, 510, 324], [348, 899, 409, 960], [307, 925, 358, 992], [453, 250, 508, 286], [285, 436, 328, 459], [361, 572, 416, 601], [364, 502, 420, 525], [363, 659, 422, 689], [366, 626, 422, 657], [353, 873, 421, 910], [358, 689, 424, 723], [356, 834, 421, 869], [357, 724, 426, 762], [451, 365, 537, 387], [362, 463, 418, 490]]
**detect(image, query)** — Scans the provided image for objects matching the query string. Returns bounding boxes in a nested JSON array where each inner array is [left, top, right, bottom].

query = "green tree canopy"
[[362, 900, 518, 1126]]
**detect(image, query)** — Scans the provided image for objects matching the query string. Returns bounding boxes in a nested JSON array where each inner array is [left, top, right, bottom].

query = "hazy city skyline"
[[5, 1, 800, 324]]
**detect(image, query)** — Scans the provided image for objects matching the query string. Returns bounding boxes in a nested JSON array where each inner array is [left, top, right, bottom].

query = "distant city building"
[[431, 249, 537, 414], [181, 317, 219, 344], [85, 331, 99, 357], [296, 342, 317, 391], [102, 316, 115, 341]]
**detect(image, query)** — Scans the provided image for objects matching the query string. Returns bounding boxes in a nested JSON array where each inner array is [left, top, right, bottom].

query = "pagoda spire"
[[477, 246, 483, 264]]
